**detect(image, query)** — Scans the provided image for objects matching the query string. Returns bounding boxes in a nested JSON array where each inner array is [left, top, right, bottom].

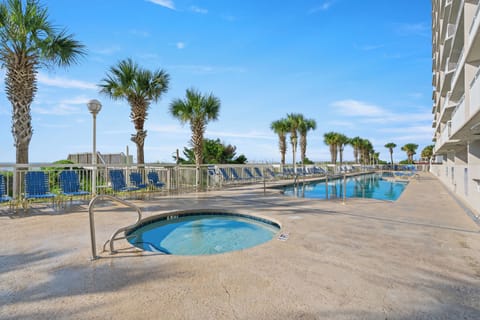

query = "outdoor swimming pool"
[[126, 211, 280, 255], [282, 173, 408, 201]]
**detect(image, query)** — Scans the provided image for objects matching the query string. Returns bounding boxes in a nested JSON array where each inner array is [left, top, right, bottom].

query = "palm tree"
[[349, 136, 362, 164], [270, 118, 289, 166], [384, 142, 397, 167], [359, 139, 373, 164], [0, 0, 85, 166], [336, 133, 349, 167], [323, 131, 338, 164], [170, 88, 221, 187], [401, 143, 419, 164], [286, 113, 302, 173], [298, 117, 317, 165], [421, 144, 434, 162], [99, 58, 169, 165]]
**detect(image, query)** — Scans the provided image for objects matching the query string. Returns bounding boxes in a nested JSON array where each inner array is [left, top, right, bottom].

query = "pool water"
[[127, 213, 280, 255], [282, 173, 407, 201]]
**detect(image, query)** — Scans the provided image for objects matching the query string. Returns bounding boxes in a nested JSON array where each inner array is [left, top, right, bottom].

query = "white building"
[[431, 0, 480, 216]]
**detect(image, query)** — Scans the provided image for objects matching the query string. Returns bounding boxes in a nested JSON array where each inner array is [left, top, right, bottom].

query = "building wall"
[[431, 0, 480, 217]]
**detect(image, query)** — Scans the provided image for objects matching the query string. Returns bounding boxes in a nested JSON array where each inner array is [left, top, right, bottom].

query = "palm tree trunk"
[[390, 150, 393, 167], [131, 130, 147, 164]]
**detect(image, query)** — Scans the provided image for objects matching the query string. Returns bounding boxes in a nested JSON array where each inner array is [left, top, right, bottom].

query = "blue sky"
[[0, 0, 432, 164]]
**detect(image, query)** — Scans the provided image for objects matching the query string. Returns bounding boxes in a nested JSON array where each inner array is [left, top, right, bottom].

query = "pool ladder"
[[88, 195, 143, 260]]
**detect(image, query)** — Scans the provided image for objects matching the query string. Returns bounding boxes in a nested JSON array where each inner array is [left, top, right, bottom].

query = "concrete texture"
[[1, 172, 479, 319]]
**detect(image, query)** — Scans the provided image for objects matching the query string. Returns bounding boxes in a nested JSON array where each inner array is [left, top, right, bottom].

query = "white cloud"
[[37, 73, 97, 90], [33, 104, 82, 115], [190, 6, 208, 14], [355, 43, 385, 51], [395, 22, 430, 37], [206, 129, 274, 140], [309, 1, 334, 14], [176, 42, 186, 49], [146, 0, 175, 10], [332, 99, 386, 117], [94, 46, 121, 55]]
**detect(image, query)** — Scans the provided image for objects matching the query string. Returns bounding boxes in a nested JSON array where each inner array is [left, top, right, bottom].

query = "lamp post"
[[87, 99, 102, 196]]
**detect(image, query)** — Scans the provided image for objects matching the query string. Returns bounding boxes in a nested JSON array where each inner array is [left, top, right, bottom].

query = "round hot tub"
[[126, 210, 281, 255]]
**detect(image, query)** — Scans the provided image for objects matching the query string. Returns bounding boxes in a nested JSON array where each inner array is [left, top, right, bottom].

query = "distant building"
[[431, 0, 480, 215], [67, 152, 134, 165]]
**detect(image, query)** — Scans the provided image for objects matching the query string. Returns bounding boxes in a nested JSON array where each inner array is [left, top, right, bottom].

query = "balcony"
[[439, 92, 456, 122], [451, 95, 466, 135], [440, 59, 457, 94], [470, 68, 480, 116]]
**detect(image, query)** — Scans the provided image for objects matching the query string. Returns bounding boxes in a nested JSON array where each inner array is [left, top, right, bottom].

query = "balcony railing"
[[470, 68, 480, 116], [451, 95, 466, 135], [469, 2, 480, 35]]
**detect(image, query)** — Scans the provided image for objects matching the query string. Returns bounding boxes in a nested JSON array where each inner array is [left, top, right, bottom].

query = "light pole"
[[87, 99, 102, 196]]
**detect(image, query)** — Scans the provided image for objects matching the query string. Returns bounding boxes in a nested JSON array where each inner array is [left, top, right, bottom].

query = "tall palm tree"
[[0, 0, 85, 166], [349, 136, 362, 164], [286, 113, 302, 173], [323, 131, 338, 164], [384, 142, 396, 167], [421, 144, 434, 162], [99, 58, 169, 164], [401, 143, 419, 164], [298, 117, 317, 165], [270, 118, 289, 166], [336, 133, 349, 167], [359, 139, 373, 164], [170, 88, 221, 187]]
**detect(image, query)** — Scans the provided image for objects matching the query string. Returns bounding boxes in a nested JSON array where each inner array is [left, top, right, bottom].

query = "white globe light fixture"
[[87, 99, 102, 196]]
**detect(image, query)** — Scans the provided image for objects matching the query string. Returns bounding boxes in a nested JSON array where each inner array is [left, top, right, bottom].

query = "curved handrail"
[[88, 195, 142, 260]]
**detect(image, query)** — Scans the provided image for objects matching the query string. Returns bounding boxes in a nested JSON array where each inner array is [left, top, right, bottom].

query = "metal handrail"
[[88, 195, 142, 260]]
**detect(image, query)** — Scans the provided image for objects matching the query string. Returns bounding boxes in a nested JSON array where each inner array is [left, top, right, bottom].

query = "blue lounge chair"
[[59, 170, 89, 197], [266, 168, 277, 179], [244, 168, 255, 180], [147, 171, 165, 188], [109, 169, 139, 192], [130, 172, 148, 189], [24, 171, 56, 209], [254, 167, 264, 179], [231, 168, 244, 182], [0, 174, 12, 203], [219, 168, 231, 182]]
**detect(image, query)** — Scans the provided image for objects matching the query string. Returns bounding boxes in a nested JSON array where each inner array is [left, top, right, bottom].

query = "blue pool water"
[[127, 213, 280, 255], [282, 173, 407, 201]]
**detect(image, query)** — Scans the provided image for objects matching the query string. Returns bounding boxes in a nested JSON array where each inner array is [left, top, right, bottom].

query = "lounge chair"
[[59, 170, 89, 204], [244, 168, 255, 180], [266, 168, 277, 179], [109, 169, 140, 193], [219, 168, 231, 182], [147, 171, 165, 189], [0, 174, 12, 203], [24, 171, 57, 209], [231, 168, 245, 182], [130, 172, 148, 189]]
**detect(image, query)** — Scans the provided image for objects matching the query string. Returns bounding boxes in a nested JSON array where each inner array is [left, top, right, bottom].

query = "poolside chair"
[[219, 168, 231, 182], [266, 168, 277, 179], [244, 168, 255, 180], [147, 171, 165, 189], [0, 174, 12, 203], [130, 172, 148, 189], [24, 171, 57, 209], [254, 167, 265, 179], [109, 169, 140, 193], [59, 170, 89, 204], [231, 168, 245, 182]]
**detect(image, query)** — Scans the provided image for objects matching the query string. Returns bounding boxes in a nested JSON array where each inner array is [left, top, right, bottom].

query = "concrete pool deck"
[[1, 172, 479, 319]]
